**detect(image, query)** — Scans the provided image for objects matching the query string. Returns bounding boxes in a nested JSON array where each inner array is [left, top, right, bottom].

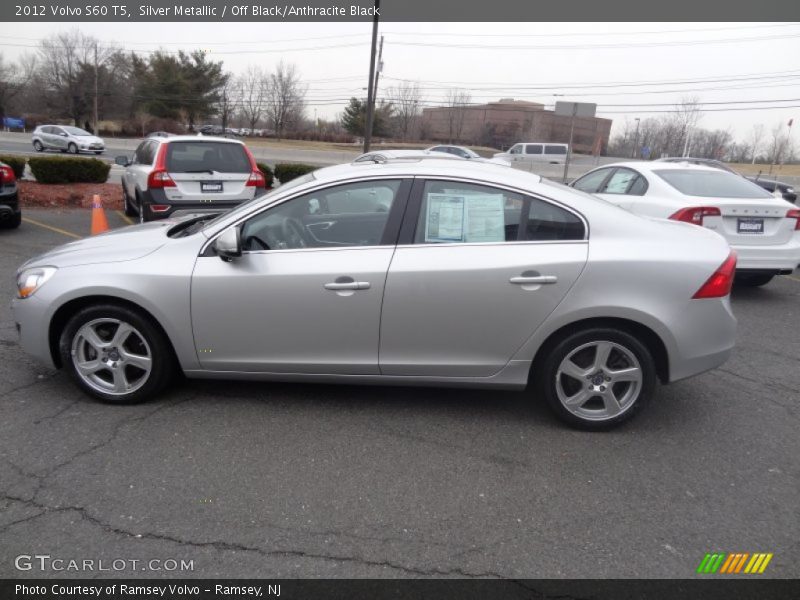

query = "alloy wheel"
[[70, 318, 153, 396], [555, 340, 643, 421]]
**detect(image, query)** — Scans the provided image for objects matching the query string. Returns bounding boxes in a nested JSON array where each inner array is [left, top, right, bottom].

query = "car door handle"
[[324, 281, 370, 291], [509, 275, 558, 285]]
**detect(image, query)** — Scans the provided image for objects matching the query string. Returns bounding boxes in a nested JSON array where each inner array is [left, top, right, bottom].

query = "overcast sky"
[[2, 21, 799, 141]]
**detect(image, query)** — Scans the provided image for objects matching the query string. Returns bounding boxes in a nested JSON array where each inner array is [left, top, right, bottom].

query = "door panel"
[[379, 243, 587, 377], [191, 248, 394, 374]]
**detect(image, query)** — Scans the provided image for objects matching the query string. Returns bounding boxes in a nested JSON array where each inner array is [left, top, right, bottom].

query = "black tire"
[[33, 140, 43, 152], [68, 143, 78, 154], [137, 192, 147, 223], [123, 188, 136, 217], [94, 151, 103, 155], [536, 327, 656, 431], [734, 274, 774, 287], [58, 304, 175, 404], [1, 212, 22, 229]]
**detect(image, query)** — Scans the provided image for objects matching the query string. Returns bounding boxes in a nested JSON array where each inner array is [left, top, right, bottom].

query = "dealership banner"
[[3, 579, 800, 599], [1, 0, 798, 21]]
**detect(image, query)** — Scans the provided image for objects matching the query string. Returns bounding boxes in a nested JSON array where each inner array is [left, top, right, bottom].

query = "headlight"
[[16, 267, 57, 298], [787, 188, 794, 194]]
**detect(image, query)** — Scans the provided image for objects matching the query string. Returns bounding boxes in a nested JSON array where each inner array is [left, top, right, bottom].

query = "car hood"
[[18, 221, 175, 270]]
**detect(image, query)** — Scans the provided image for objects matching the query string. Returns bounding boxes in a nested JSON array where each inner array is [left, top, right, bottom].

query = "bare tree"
[[0, 53, 36, 123], [748, 124, 765, 164], [265, 61, 307, 140], [673, 95, 703, 156], [445, 88, 471, 143], [37, 29, 117, 126], [238, 65, 268, 132], [766, 120, 791, 167], [387, 80, 423, 141]]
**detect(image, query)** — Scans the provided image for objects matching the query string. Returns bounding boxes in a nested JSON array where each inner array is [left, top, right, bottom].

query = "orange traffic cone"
[[90, 194, 109, 235]]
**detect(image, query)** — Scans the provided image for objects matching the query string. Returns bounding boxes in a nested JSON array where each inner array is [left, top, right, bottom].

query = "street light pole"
[[631, 117, 640, 159], [363, 0, 381, 153], [562, 103, 577, 184]]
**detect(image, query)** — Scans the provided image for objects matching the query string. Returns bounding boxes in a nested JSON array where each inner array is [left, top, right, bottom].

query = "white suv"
[[116, 136, 267, 222]]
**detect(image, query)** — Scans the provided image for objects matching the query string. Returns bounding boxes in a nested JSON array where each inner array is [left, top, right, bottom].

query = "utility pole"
[[631, 117, 640, 159], [561, 103, 577, 184], [93, 43, 99, 136], [363, 0, 380, 153], [371, 35, 384, 126]]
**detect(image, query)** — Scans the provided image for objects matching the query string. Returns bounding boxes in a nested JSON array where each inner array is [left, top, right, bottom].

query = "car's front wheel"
[[68, 142, 78, 154], [537, 328, 656, 430], [59, 304, 175, 404]]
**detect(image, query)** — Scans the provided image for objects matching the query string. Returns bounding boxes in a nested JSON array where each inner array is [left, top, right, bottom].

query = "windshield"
[[654, 169, 773, 199], [201, 172, 317, 231], [62, 126, 92, 136]]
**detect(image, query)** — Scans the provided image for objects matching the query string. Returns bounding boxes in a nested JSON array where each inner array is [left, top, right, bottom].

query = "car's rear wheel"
[[33, 140, 43, 152], [59, 304, 174, 404], [537, 328, 656, 430], [136, 192, 147, 223], [1, 212, 21, 229], [122, 188, 136, 217], [734, 273, 774, 287]]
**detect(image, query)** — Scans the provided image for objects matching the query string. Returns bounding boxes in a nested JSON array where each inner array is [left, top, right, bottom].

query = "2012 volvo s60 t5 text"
[[12, 156, 737, 429]]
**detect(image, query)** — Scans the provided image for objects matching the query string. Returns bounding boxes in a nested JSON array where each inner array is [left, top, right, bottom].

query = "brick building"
[[421, 98, 613, 154]]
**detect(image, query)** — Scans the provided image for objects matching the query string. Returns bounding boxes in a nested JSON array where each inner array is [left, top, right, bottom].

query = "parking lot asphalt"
[[0, 209, 798, 579]]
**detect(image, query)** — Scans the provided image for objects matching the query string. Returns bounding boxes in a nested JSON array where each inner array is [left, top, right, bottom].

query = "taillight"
[[669, 206, 721, 226], [147, 142, 175, 189], [150, 204, 170, 213], [787, 209, 800, 231], [693, 251, 737, 299], [243, 145, 265, 187], [246, 170, 266, 187], [0, 165, 15, 184]]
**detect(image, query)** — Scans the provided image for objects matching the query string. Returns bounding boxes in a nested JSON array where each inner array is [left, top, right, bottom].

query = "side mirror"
[[115, 155, 131, 167], [59, 132, 68, 137], [214, 226, 242, 261]]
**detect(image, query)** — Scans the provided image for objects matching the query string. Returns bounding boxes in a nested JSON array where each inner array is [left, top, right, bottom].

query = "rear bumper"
[[141, 187, 263, 221], [732, 236, 800, 272]]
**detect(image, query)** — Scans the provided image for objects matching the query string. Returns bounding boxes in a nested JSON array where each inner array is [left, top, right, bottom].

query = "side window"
[[414, 181, 526, 244], [508, 144, 522, 155], [525, 198, 585, 241], [133, 142, 148, 165], [600, 168, 639, 194], [241, 180, 403, 251], [572, 168, 612, 193], [41, 126, 54, 134], [627, 175, 648, 196], [526, 144, 543, 155], [545, 145, 568, 155], [144, 141, 158, 165]]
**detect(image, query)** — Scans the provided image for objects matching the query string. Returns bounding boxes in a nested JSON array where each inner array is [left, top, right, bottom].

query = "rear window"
[[654, 169, 772, 199], [165, 141, 250, 173]]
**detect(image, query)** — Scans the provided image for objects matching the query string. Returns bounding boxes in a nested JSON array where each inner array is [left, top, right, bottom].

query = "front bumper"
[[733, 236, 800, 273], [11, 295, 56, 369]]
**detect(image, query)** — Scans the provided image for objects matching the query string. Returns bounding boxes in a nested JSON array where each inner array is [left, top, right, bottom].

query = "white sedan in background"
[[571, 161, 800, 287]]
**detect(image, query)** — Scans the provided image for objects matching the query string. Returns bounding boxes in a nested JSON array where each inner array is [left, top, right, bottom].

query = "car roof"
[[600, 161, 724, 174], [355, 149, 467, 162], [152, 135, 244, 144]]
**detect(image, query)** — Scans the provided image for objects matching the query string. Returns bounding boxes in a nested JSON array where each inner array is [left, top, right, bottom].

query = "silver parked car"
[[32, 125, 105, 155], [115, 135, 267, 222], [12, 158, 737, 429]]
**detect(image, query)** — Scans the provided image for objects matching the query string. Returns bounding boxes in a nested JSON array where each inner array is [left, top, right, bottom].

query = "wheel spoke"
[[111, 323, 134, 348], [608, 366, 642, 384], [560, 359, 590, 381], [81, 326, 108, 351], [122, 351, 151, 372], [75, 358, 103, 376], [592, 342, 613, 371], [112, 368, 130, 393], [602, 389, 623, 416], [564, 388, 592, 407]]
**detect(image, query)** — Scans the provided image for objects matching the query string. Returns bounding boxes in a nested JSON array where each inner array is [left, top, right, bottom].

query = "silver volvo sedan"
[[12, 157, 737, 429]]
